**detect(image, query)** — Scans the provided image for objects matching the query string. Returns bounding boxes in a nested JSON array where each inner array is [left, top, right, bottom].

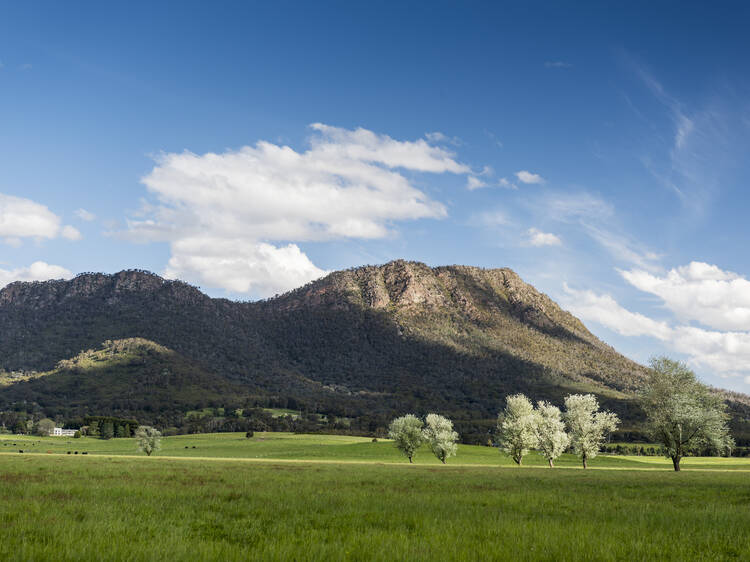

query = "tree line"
[[389, 357, 734, 471]]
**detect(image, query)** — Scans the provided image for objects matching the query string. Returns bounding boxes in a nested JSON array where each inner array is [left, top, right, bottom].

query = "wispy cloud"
[[624, 55, 741, 212], [544, 61, 573, 69], [74, 208, 96, 222], [533, 191, 660, 270]]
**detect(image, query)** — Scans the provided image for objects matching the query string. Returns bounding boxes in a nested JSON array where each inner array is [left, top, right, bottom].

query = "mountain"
[[1, 260, 748, 443]]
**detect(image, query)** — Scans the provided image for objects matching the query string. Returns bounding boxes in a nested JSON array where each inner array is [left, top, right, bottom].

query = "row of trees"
[[498, 357, 734, 471], [498, 393, 618, 468], [388, 358, 734, 471], [388, 414, 459, 463]]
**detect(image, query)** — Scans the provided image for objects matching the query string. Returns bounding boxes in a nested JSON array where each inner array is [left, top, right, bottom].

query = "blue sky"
[[2, 2, 750, 391]]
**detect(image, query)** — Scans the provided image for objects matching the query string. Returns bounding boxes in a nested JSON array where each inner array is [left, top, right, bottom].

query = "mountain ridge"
[[1, 260, 748, 442]]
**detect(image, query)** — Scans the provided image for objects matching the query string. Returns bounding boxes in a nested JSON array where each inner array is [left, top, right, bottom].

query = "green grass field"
[[1, 433, 749, 560]]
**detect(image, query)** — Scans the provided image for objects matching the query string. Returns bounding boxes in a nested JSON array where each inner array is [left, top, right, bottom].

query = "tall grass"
[[1, 452, 748, 561]]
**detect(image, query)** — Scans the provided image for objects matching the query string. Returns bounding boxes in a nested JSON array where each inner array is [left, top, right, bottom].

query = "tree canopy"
[[533, 401, 570, 468], [497, 394, 537, 465], [387, 414, 424, 463], [422, 414, 459, 464], [639, 357, 733, 471], [564, 394, 618, 469]]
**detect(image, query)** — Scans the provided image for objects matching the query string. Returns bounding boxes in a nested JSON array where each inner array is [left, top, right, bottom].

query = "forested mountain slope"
[[1, 260, 747, 441]]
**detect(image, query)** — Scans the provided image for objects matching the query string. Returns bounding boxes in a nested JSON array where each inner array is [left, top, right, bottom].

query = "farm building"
[[51, 427, 77, 437]]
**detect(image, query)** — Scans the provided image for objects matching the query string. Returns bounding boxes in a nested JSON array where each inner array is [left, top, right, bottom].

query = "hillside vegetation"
[[1, 260, 748, 442]]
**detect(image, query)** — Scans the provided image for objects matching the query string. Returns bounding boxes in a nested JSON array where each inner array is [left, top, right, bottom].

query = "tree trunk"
[[441, 457, 446, 464], [408, 456, 412, 464], [582, 454, 587, 469], [548, 458, 554, 468], [672, 456, 681, 471], [518, 456, 522, 466]]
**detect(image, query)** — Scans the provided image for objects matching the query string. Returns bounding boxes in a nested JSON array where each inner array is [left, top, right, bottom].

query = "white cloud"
[[1, 193, 61, 239], [0, 261, 72, 289], [0, 193, 80, 244], [525, 228, 562, 247], [745, 376, 750, 385], [75, 208, 96, 222], [424, 131, 462, 146], [61, 225, 82, 240], [164, 238, 327, 297], [669, 326, 750, 375], [563, 284, 750, 379], [621, 262, 750, 331], [466, 176, 487, 190], [562, 285, 672, 340], [129, 124, 472, 295], [515, 170, 545, 184]]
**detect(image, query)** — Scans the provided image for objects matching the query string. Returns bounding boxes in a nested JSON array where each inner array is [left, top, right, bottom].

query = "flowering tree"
[[422, 413, 459, 464], [387, 414, 424, 463], [563, 394, 618, 469], [533, 401, 569, 468], [497, 394, 538, 465], [135, 426, 162, 456], [640, 357, 733, 471]]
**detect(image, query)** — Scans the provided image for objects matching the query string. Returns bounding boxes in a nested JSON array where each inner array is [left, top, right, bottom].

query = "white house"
[[51, 427, 77, 437]]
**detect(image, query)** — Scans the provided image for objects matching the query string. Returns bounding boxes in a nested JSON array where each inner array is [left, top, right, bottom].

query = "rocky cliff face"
[[0, 270, 208, 309]]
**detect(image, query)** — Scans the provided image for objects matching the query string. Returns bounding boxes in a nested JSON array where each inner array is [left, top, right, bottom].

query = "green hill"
[[0, 338, 250, 426]]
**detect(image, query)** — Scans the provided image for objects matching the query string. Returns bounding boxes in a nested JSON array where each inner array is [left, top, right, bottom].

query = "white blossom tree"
[[135, 426, 162, 456], [422, 413, 459, 464], [387, 414, 424, 463], [533, 401, 569, 468], [497, 394, 538, 465], [639, 357, 733, 471], [563, 394, 618, 469]]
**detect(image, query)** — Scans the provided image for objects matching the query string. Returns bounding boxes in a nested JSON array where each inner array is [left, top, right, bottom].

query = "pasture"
[[1, 433, 749, 560]]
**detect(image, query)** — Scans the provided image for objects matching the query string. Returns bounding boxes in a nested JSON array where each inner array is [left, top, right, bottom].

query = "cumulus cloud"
[[563, 283, 750, 380], [515, 170, 545, 184], [621, 262, 750, 331], [0, 193, 80, 244], [525, 228, 562, 247], [0, 261, 72, 289], [75, 208, 96, 222], [129, 124, 471, 296], [163, 238, 327, 296]]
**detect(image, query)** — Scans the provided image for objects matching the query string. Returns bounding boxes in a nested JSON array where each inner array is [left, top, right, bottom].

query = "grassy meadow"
[[2, 433, 749, 560]]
